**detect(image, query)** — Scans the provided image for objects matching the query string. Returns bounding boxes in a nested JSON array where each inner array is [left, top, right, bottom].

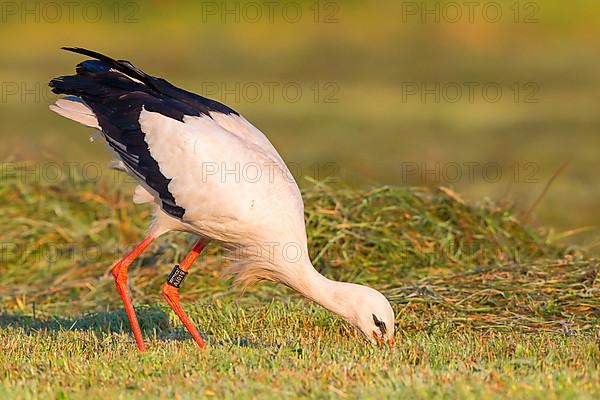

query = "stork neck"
[[287, 262, 351, 319]]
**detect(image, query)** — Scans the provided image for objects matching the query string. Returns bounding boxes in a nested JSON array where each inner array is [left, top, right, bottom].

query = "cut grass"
[[0, 170, 598, 398]]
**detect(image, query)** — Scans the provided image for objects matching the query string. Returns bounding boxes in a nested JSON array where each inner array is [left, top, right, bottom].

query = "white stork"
[[49, 47, 394, 350]]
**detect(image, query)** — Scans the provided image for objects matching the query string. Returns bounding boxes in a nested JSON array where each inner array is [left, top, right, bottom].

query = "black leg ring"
[[166, 265, 188, 288]]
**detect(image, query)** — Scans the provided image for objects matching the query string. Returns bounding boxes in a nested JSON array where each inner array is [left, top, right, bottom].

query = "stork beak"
[[373, 331, 394, 346], [372, 331, 384, 346]]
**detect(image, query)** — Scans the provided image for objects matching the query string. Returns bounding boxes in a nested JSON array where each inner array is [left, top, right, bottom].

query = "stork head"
[[285, 263, 395, 345], [337, 283, 395, 345]]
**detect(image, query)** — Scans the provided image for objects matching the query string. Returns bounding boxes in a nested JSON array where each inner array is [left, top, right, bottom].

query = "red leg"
[[111, 235, 155, 351], [162, 239, 208, 347]]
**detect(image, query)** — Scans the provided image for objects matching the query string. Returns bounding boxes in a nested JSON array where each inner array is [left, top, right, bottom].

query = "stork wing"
[[49, 47, 241, 219]]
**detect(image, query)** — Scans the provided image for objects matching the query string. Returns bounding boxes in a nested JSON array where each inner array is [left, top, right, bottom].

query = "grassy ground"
[[1, 303, 598, 399], [0, 172, 598, 399]]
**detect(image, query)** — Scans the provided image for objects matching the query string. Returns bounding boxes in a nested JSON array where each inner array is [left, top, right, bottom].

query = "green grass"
[[1, 303, 598, 399], [0, 172, 598, 398]]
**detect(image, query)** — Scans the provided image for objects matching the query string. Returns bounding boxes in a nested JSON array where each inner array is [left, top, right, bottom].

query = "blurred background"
[[0, 0, 598, 251]]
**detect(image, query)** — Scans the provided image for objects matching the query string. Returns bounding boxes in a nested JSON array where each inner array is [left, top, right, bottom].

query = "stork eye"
[[372, 314, 387, 335]]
